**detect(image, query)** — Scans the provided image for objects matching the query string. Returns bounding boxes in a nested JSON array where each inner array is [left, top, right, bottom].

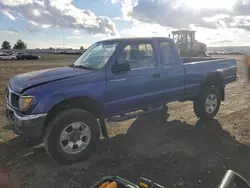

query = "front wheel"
[[193, 86, 221, 119], [44, 108, 100, 164]]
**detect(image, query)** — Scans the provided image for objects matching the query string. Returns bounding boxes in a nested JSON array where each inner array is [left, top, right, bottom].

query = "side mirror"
[[112, 63, 131, 72]]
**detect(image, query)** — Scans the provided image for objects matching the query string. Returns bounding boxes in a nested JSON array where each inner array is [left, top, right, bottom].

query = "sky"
[[2, 0, 250, 48]]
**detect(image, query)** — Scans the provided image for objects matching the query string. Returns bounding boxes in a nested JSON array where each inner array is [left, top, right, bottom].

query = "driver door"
[[104, 41, 162, 116]]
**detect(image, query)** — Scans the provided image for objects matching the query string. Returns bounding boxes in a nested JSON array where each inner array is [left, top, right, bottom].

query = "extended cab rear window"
[[117, 42, 156, 70], [160, 41, 174, 66]]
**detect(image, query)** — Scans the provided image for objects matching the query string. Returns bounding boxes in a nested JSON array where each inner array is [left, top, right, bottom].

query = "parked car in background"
[[19, 54, 40, 60], [14, 52, 24, 60], [0, 53, 17, 60], [4, 51, 13, 55]]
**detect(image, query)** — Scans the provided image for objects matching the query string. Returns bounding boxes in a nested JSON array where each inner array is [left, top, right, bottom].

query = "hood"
[[9, 66, 93, 93]]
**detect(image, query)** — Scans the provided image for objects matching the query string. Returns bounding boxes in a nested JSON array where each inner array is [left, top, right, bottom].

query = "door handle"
[[152, 72, 161, 78]]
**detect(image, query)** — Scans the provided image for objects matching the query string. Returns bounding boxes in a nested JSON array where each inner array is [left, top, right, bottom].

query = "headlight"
[[19, 96, 33, 111]]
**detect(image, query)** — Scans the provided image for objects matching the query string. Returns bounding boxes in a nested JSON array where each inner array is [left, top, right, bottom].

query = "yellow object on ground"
[[105, 181, 118, 188], [139, 182, 149, 188], [98, 181, 110, 188]]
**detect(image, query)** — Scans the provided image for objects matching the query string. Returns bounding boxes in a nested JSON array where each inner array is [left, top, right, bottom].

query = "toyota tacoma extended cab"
[[5, 37, 237, 164]]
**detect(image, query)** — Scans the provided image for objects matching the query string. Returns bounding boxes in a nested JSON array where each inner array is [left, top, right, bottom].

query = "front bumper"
[[6, 104, 47, 140]]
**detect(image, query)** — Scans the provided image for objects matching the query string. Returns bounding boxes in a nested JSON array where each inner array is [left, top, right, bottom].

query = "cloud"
[[65, 36, 83, 39], [73, 29, 80, 34], [209, 39, 235, 44], [21, 40, 90, 49], [191, 26, 241, 46], [0, 0, 118, 36], [0, 28, 19, 35], [2, 10, 16, 20], [120, 21, 171, 37], [0, 0, 33, 6], [26, 26, 41, 34], [233, 0, 250, 15], [112, 17, 123, 20], [128, 0, 229, 29], [111, 0, 250, 32]]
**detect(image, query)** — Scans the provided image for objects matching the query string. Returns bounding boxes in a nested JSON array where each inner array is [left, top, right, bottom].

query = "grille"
[[5, 86, 20, 109]]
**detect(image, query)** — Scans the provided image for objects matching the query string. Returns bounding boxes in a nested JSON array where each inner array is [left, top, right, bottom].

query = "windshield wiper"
[[69, 64, 94, 70]]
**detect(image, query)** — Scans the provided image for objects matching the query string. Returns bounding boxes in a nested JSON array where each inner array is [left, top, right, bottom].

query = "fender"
[[32, 91, 105, 114], [199, 72, 225, 100], [30, 79, 106, 114], [201, 72, 224, 87]]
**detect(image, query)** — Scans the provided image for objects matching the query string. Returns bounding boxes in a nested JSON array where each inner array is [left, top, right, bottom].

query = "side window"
[[116, 43, 156, 70], [160, 42, 172, 66], [145, 44, 153, 56]]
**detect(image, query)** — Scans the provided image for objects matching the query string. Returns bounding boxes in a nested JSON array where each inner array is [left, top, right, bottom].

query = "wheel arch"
[[202, 73, 223, 87], [44, 96, 104, 129], [200, 72, 225, 100]]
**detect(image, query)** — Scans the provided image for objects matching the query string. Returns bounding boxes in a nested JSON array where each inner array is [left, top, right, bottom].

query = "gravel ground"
[[0, 55, 249, 188]]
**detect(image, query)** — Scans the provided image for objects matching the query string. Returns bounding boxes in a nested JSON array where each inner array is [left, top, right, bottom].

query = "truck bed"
[[183, 58, 237, 99]]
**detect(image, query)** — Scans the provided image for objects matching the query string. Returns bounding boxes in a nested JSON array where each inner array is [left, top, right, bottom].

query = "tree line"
[[1, 40, 27, 50], [1, 40, 85, 50]]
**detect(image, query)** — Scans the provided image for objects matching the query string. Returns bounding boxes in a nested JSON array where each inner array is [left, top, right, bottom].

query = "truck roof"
[[172, 30, 196, 34], [98, 37, 171, 43]]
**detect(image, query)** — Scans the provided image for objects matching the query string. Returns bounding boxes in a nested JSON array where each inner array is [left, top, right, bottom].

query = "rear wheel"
[[11, 58, 15, 60], [44, 108, 100, 164], [193, 86, 221, 119], [0, 58, 2, 61]]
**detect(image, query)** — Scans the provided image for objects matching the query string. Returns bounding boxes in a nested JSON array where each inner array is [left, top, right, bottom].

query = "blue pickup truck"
[[5, 37, 237, 163]]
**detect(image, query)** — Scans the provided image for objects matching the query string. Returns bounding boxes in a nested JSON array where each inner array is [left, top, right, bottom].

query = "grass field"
[[0, 55, 250, 188], [0, 53, 79, 63], [35, 54, 80, 61]]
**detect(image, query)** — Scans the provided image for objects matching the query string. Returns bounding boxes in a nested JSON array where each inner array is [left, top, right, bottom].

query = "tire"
[[193, 86, 221, 119], [11, 58, 15, 60], [44, 108, 100, 164], [0, 58, 2, 61]]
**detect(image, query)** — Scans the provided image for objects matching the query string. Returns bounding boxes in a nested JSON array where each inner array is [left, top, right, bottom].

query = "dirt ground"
[[0, 55, 250, 188]]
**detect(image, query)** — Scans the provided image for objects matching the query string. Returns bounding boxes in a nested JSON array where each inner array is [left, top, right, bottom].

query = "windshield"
[[73, 42, 118, 70]]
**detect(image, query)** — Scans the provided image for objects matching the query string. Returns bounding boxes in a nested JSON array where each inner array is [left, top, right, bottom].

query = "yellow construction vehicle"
[[171, 30, 207, 57]]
